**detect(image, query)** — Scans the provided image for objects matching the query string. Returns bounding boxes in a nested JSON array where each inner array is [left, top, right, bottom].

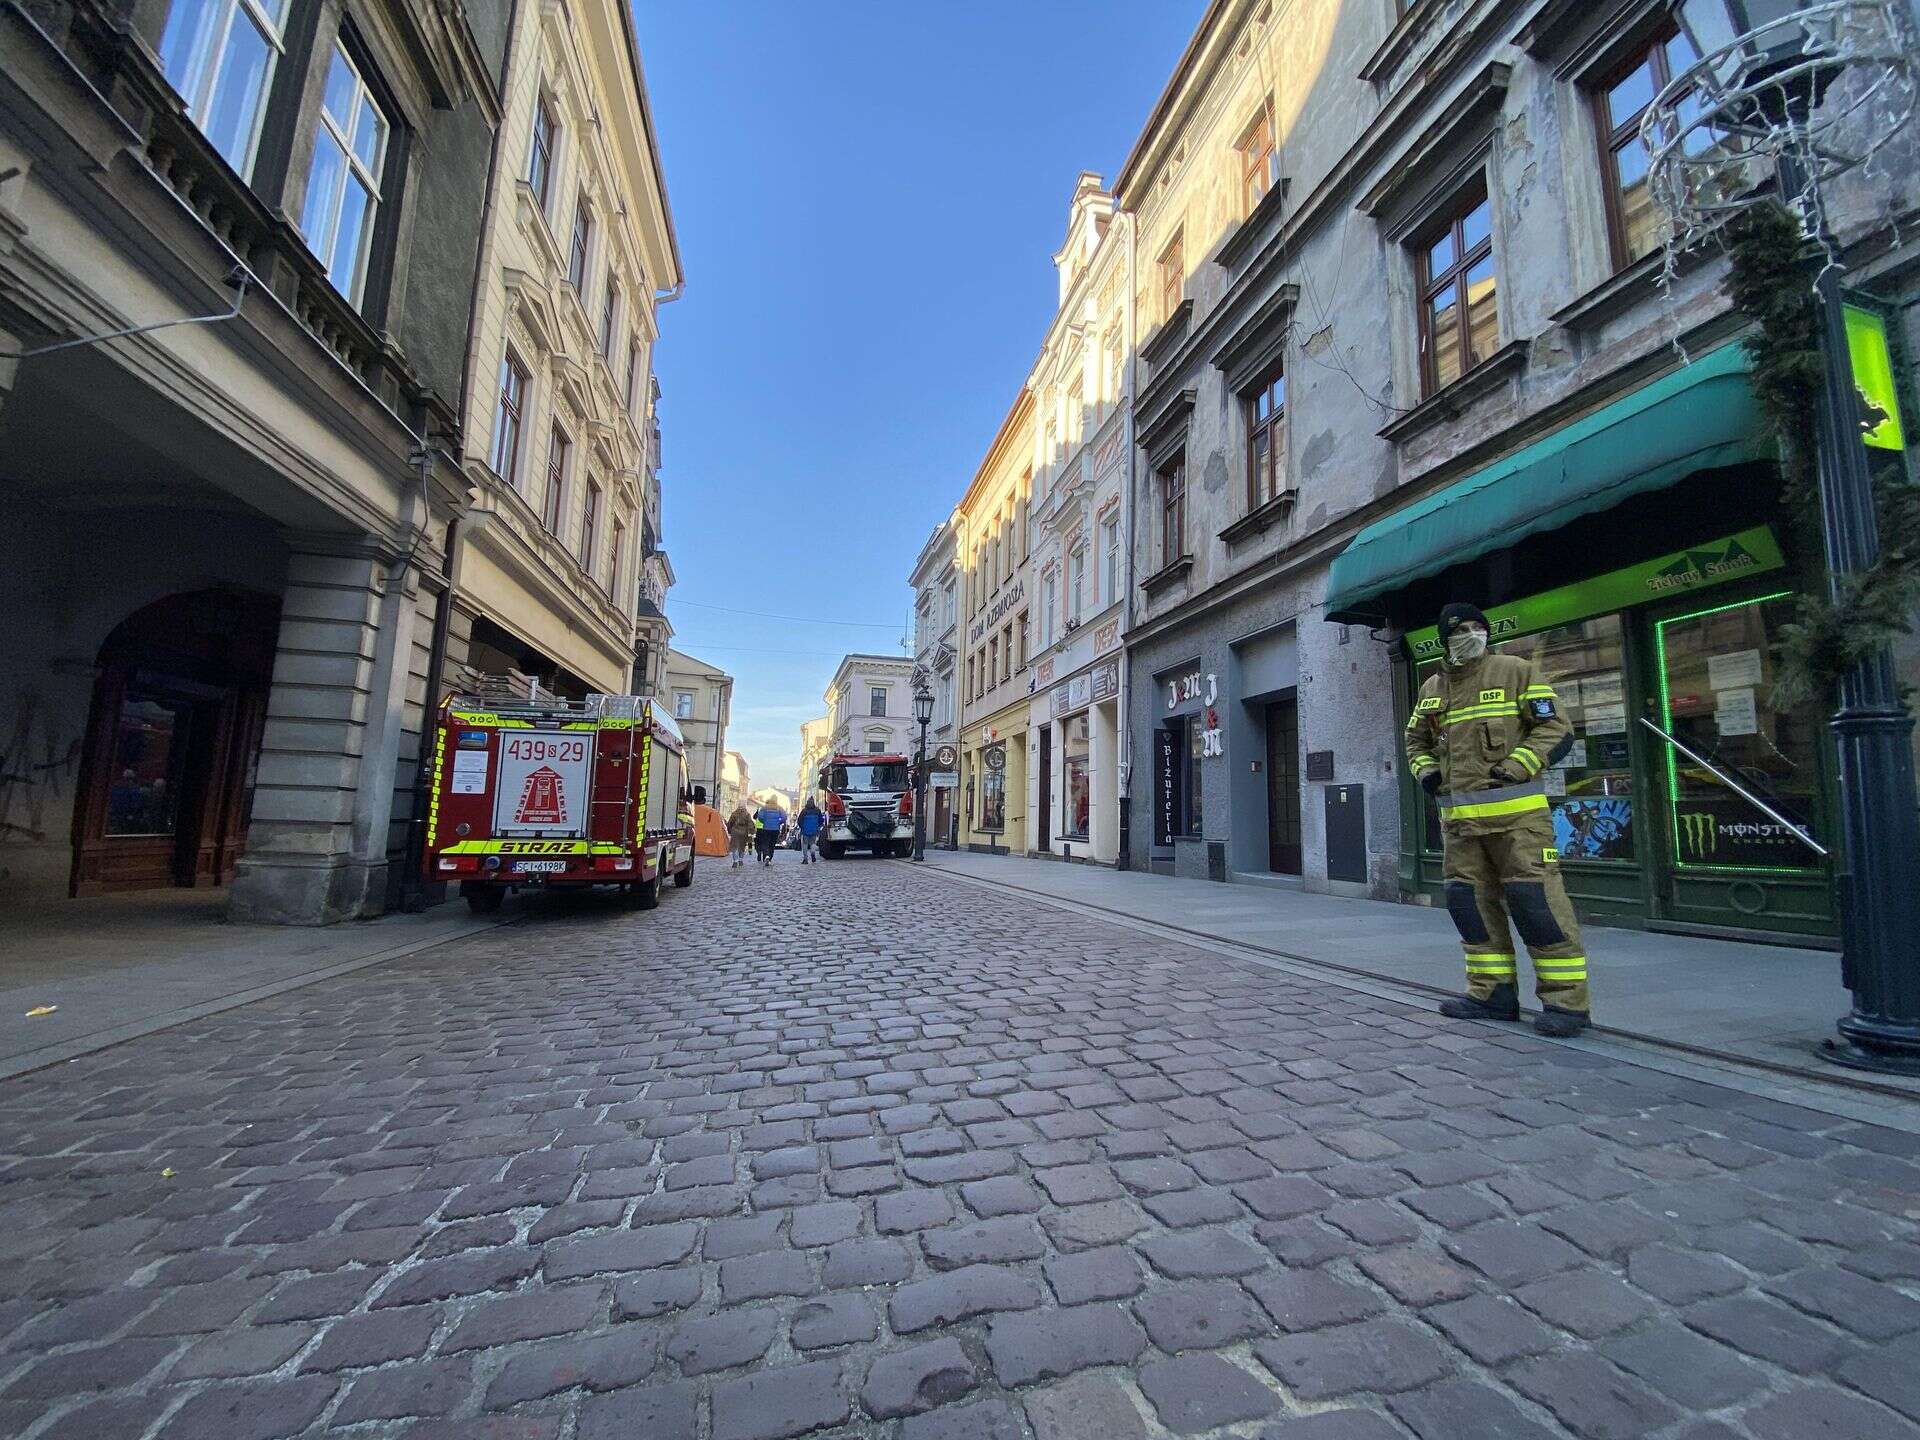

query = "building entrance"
[[72, 590, 279, 896]]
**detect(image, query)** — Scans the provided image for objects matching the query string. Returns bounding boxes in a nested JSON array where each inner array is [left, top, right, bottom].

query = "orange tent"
[[691, 803, 730, 857]]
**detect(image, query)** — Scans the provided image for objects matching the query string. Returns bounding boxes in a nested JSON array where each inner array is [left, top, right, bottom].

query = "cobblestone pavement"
[[2, 857, 1919, 1440]]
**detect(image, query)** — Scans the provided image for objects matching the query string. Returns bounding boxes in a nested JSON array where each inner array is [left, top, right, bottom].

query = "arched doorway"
[[70, 589, 280, 895]]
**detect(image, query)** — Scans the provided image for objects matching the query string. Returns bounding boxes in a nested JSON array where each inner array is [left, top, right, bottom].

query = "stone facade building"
[[913, 0, 1915, 947], [826, 654, 917, 760], [955, 394, 1037, 854], [796, 714, 832, 807], [3, 0, 502, 921], [1111, 0, 1917, 948], [0, 0, 680, 923], [662, 647, 731, 808], [909, 520, 958, 847], [456, 0, 680, 702], [1026, 174, 1131, 865]]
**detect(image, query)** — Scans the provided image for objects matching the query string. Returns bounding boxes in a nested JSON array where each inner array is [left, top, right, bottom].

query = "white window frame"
[[1070, 543, 1087, 621], [158, 0, 288, 180], [491, 348, 528, 486], [1102, 514, 1120, 609], [674, 690, 695, 720], [529, 93, 558, 212], [300, 41, 389, 306]]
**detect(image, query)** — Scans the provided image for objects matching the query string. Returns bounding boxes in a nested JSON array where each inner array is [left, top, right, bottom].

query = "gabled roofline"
[[1114, 0, 1233, 203]]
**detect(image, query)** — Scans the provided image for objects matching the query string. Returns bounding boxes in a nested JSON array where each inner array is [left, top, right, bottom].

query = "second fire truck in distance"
[[813, 752, 916, 859]]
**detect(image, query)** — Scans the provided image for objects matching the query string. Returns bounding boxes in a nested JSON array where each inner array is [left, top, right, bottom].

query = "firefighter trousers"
[[1441, 810, 1589, 1013]]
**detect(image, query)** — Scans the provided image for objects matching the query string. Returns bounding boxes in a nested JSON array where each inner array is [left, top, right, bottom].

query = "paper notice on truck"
[[493, 732, 593, 834]]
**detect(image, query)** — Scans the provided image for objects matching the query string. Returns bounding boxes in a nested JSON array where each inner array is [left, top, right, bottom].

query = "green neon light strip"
[[1654, 590, 1815, 873]]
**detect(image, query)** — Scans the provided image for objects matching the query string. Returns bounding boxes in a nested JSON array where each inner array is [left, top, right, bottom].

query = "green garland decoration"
[[1723, 200, 1920, 710]]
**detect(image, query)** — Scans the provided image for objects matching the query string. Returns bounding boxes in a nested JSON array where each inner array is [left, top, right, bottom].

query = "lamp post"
[[1653, 0, 1920, 1072], [912, 673, 935, 863]]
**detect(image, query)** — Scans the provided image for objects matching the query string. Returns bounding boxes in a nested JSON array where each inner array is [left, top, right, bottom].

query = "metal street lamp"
[[912, 673, 935, 864], [1648, 0, 1920, 1072]]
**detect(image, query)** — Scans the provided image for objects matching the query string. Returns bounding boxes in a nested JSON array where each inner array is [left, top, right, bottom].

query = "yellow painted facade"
[[955, 393, 1037, 852]]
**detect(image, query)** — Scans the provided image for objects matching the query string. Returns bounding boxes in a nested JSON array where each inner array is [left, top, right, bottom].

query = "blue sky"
[[634, 1, 1209, 791]]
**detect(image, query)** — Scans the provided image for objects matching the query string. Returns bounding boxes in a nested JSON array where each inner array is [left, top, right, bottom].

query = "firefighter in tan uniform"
[[1405, 603, 1591, 1036]]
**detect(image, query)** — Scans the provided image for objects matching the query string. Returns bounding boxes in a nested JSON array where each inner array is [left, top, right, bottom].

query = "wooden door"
[[1265, 697, 1301, 875]]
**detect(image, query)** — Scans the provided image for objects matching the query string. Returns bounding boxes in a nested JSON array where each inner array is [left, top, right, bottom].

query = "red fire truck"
[[814, 752, 916, 859], [423, 685, 696, 912]]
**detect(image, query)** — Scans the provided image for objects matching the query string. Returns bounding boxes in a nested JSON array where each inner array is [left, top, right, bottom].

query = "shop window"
[[1414, 188, 1497, 395], [158, 0, 287, 178], [1594, 30, 1703, 270], [1416, 615, 1636, 862], [106, 694, 192, 836], [1182, 714, 1205, 836], [979, 745, 1007, 832], [1654, 593, 1821, 871], [1063, 715, 1091, 839], [300, 41, 391, 307]]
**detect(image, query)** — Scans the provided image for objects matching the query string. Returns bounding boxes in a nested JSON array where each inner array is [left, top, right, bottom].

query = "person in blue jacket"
[[796, 798, 826, 864], [753, 800, 788, 865]]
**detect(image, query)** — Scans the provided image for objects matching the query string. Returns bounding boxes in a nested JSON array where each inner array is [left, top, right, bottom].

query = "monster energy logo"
[[1680, 812, 1796, 856]]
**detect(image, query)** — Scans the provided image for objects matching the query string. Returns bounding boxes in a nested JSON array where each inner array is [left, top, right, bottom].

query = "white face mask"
[[1447, 628, 1489, 665]]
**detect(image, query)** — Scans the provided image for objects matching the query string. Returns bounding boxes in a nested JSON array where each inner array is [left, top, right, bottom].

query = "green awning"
[[1324, 343, 1770, 624]]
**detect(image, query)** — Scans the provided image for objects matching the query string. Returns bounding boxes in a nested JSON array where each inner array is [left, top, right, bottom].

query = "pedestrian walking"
[[796, 797, 825, 864], [725, 802, 754, 868], [753, 799, 788, 866], [1405, 602, 1590, 1036]]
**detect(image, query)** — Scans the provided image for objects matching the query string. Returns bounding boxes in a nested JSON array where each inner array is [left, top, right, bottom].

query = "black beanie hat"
[[1438, 603, 1490, 640]]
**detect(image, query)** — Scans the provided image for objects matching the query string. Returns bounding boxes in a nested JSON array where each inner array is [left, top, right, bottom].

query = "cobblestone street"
[[2, 857, 1917, 1440]]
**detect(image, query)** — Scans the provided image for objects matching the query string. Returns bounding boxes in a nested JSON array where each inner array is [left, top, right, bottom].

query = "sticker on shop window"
[[1529, 698, 1556, 719], [1479, 688, 1505, 704]]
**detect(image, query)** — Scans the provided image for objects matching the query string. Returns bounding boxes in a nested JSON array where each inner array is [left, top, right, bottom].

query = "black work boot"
[[1439, 983, 1519, 1022], [1534, 1007, 1590, 1038]]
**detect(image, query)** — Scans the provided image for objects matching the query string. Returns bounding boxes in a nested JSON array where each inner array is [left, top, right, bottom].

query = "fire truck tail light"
[[613, 858, 634, 871], [437, 858, 459, 872], [482, 855, 502, 871]]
